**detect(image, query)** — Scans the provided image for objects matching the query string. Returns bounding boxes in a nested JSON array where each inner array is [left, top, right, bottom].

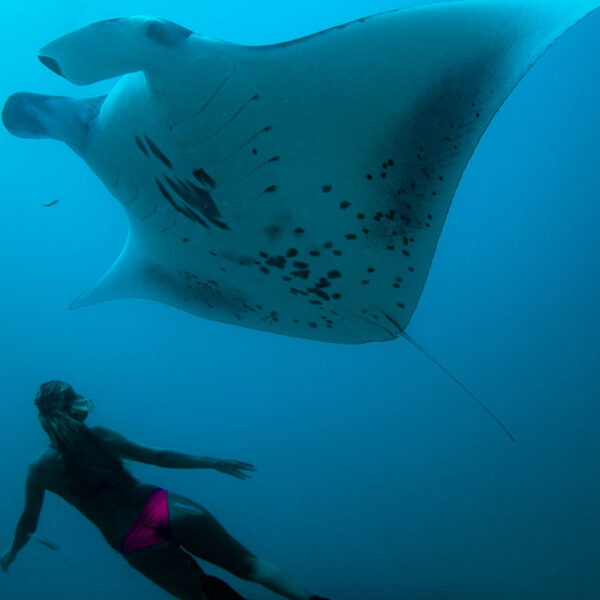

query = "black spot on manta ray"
[[164, 175, 229, 230], [134, 135, 149, 157], [309, 288, 330, 301], [322, 185, 333, 193], [146, 19, 192, 46], [145, 135, 173, 169], [193, 168, 216, 189], [155, 178, 174, 203], [290, 288, 308, 297], [265, 256, 286, 269], [157, 177, 208, 228]]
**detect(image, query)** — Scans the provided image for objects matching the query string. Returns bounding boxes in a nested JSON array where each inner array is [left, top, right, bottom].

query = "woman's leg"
[[124, 542, 212, 600], [167, 492, 315, 600]]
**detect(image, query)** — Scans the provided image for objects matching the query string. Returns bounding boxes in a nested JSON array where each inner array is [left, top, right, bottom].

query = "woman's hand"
[[0, 549, 14, 572], [213, 459, 256, 479]]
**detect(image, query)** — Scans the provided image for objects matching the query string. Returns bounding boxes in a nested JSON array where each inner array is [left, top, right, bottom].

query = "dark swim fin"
[[203, 574, 246, 600]]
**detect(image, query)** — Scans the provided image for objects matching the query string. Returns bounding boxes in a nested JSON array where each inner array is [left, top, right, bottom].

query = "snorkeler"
[[0, 381, 330, 600]]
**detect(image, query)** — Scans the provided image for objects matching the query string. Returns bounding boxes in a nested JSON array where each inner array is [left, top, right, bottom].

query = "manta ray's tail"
[[2, 92, 105, 153]]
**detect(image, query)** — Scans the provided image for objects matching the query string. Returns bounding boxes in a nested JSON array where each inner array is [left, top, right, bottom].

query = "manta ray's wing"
[[4, 1, 599, 343]]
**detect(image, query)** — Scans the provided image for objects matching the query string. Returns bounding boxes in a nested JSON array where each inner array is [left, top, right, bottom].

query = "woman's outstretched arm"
[[1, 461, 45, 571], [91, 426, 256, 479]]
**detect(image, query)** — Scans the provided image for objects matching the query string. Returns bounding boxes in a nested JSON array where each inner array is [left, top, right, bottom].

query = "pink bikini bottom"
[[120, 488, 172, 555]]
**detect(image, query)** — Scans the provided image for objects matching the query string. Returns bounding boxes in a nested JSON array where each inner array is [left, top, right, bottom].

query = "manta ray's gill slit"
[[168, 66, 238, 131], [160, 218, 178, 234], [144, 135, 173, 170], [187, 94, 261, 149], [122, 188, 139, 206], [112, 170, 122, 189], [140, 203, 158, 221]]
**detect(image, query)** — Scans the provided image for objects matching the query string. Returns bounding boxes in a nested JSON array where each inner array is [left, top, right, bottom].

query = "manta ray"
[[3, 0, 599, 344]]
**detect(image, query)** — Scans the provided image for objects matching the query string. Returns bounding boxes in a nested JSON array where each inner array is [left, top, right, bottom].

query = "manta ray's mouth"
[[38, 55, 64, 77]]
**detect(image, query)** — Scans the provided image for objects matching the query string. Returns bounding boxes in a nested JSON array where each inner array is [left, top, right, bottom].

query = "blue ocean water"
[[0, 1, 599, 599]]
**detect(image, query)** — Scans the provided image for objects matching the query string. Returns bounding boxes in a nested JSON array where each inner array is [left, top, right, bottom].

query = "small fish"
[[173, 502, 205, 515], [42, 199, 59, 208], [29, 533, 60, 551]]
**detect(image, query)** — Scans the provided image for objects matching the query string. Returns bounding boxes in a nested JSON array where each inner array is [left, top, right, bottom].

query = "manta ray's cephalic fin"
[[37, 16, 196, 86], [2, 93, 105, 152]]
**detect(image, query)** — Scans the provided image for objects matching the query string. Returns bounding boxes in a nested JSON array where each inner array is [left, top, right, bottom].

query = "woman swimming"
[[0, 381, 330, 600]]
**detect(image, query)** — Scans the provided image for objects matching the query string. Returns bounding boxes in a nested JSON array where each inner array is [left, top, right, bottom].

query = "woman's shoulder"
[[28, 448, 59, 482], [88, 425, 115, 439]]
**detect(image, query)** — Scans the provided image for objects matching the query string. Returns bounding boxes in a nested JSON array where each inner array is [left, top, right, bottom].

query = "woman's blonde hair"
[[35, 381, 93, 449], [34, 380, 134, 495]]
